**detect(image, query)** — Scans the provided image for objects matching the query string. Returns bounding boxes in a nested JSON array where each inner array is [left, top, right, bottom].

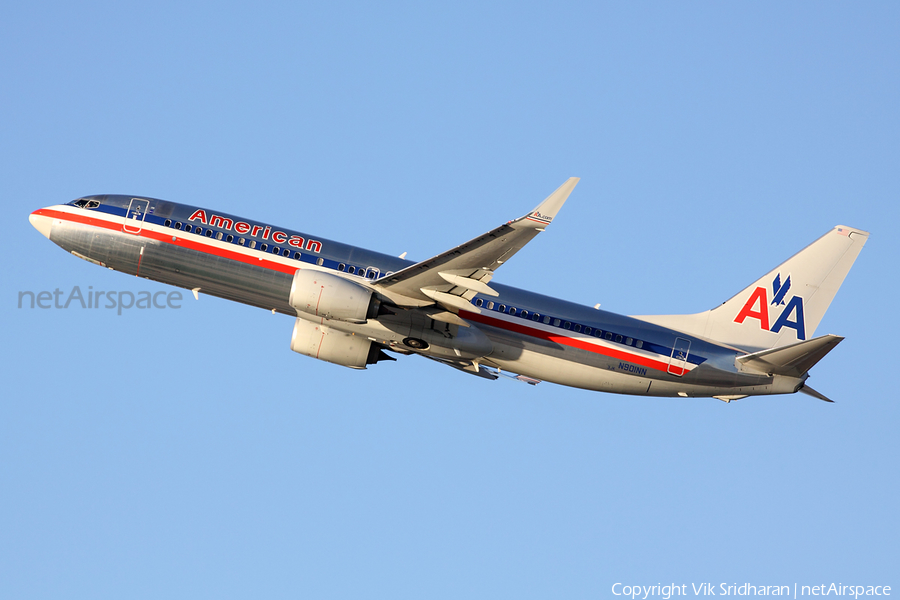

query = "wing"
[[373, 178, 579, 314]]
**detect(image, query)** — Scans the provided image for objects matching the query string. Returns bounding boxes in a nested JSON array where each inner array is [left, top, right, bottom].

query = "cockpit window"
[[72, 199, 101, 209]]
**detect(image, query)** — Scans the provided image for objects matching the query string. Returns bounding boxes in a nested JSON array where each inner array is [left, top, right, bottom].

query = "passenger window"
[[543, 315, 551, 324], [584, 327, 592, 335], [317, 258, 324, 266], [521, 310, 528, 319], [348, 266, 356, 274], [532, 313, 541, 322], [552, 318, 561, 327], [605, 332, 613, 340], [249, 241, 257, 249], [367, 271, 375, 279], [615, 335, 623, 343], [487, 301, 494, 310], [238, 238, 245, 246], [216, 232, 223, 240], [283, 249, 290, 257], [508, 307, 516, 315], [563, 321, 572, 330], [573, 324, 582, 333], [595, 330, 603, 338], [499, 305, 506, 312], [175, 222, 183, 230], [635, 340, 643, 349], [272, 246, 280, 254], [261, 243, 269, 251], [338, 263, 346, 271], [187, 226, 196, 234], [475, 298, 484, 307], [625, 337, 633, 345], [165, 219, 172, 227], [226, 234, 234, 243], [205, 230, 213, 237], [293, 252, 302, 260]]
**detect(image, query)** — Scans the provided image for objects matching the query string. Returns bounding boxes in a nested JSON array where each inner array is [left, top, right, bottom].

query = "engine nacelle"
[[290, 318, 392, 369], [289, 269, 378, 323]]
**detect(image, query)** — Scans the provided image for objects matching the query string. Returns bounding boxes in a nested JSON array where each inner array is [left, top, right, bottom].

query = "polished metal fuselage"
[[37, 195, 803, 398]]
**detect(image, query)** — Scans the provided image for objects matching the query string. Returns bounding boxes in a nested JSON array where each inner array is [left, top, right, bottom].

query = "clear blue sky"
[[2, 2, 897, 598]]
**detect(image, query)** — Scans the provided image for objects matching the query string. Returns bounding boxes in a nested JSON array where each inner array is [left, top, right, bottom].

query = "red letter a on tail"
[[734, 286, 770, 330]]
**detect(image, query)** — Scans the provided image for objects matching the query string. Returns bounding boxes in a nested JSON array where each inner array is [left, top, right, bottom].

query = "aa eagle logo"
[[734, 273, 806, 340]]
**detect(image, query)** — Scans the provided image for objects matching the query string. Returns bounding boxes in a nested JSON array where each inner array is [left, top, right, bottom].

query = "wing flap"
[[422, 356, 501, 380]]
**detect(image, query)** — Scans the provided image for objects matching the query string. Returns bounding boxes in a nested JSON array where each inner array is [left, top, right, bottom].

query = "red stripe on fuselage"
[[37, 208, 686, 376], [459, 309, 683, 375], [34, 208, 299, 275]]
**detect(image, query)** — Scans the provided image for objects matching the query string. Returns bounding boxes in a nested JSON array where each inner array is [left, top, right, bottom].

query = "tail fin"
[[634, 226, 869, 351]]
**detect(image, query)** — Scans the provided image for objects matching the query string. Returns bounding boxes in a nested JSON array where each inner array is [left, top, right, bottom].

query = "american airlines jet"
[[29, 179, 868, 402]]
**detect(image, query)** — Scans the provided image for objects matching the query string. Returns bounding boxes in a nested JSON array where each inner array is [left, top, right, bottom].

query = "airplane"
[[28, 179, 868, 402]]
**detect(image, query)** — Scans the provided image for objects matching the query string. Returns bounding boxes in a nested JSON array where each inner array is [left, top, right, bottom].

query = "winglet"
[[517, 177, 579, 228]]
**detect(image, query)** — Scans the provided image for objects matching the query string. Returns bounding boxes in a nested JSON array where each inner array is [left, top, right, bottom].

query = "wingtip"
[[834, 225, 870, 237], [521, 177, 580, 227]]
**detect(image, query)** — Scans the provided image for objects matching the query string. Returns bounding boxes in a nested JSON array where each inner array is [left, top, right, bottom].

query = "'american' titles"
[[187, 209, 323, 253]]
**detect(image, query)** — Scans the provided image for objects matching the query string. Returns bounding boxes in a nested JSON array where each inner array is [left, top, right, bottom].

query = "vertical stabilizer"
[[634, 226, 869, 351]]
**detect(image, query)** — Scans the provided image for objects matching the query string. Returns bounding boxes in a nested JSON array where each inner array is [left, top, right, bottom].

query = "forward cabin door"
[[123, 198, 149, 234], [667, 337, 691, 376]]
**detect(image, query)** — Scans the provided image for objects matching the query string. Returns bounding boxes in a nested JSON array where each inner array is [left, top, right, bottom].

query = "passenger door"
[[668, 337, 691, 376], [123, 198, 149, 234]]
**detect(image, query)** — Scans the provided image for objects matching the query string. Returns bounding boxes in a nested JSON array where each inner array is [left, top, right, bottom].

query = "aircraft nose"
[[29, 210, 52, 239]]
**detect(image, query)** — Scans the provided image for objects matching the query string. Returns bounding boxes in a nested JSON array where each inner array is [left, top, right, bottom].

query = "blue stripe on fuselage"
[[73, 196, 714, 369]]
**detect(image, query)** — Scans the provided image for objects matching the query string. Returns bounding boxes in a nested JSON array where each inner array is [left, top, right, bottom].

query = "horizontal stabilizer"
[[736, 334, 843, 377], [799, 384, 835, 403]]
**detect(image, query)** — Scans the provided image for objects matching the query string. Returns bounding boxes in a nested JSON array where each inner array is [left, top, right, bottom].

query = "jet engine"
[[290, 318, 394, 369], [289, 269, 379, 323]]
